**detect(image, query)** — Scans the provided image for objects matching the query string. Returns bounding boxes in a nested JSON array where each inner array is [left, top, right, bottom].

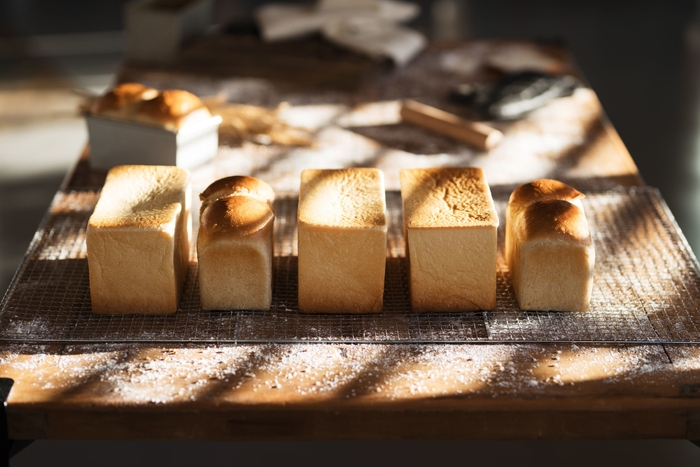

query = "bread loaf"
[[199, 175, 275, 214], [132, 89, 211, 131], [90, 82, 159, 120], [197, 176, 275, 310], [92, 85, 211, 131], [86, 165, 191, 314], [506, 179, 594, 312], [298, 168, 387, 313], [400, 167, 499, 312]]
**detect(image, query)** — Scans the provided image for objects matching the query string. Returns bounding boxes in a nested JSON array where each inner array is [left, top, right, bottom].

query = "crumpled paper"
[[321, 17, 426, 67], [256, 0, 425, 66]]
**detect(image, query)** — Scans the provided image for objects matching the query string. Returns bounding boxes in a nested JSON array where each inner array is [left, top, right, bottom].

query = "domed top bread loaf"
[[90, 83, 159, 120]]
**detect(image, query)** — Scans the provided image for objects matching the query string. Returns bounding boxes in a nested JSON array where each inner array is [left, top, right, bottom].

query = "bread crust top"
[[199, 196, 274, 241], [133, 90, 211, 130], [90, 83, 158, 118], [299, 168, 386, 230], [509, 179, 584, 209], [518, 199, 592, 246], [199, 176, 275, 214], [400, 167, 498, 229], [89, 165, 190, 231]]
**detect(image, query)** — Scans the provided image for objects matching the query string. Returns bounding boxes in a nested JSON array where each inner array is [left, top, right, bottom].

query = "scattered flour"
[[1, 343, 694, 406]]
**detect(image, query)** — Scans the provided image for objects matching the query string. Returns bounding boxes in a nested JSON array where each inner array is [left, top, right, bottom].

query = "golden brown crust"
[[400, 168, 498, 313], [400, 168, 499, 229], [199, 176, 275, 214], [199, 196, 274, 241], [133, 89, 211, 130], [297, 168, 387, 314], [86, 164, 191, 315], [88, 165, 190, 230], [90, 83, 158, 119], [506, 180, 594, 313], [197, 177, 274, 312], [299, 168, 386, 230], [509, 179, 585, 209], [519, 199, 591, 246]]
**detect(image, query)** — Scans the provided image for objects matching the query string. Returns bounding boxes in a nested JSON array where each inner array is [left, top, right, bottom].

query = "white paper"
[[321, 17, 426, 67], [317, 0, 378, 11], [255, 0, 420, 42]]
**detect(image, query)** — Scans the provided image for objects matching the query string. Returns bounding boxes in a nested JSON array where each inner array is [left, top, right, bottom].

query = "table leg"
[[1, 378, 32, 467]]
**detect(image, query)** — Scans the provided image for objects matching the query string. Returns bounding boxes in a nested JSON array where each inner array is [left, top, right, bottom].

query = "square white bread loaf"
[[197, 177, 275, 311], [87, 165, 191, 314], [400, 167, 499, 312], [298, 168, 387, 313], [506, 180, 594, 312]]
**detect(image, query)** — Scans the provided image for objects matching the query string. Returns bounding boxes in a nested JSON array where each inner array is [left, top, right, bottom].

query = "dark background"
[[2, 0, 700, 465]]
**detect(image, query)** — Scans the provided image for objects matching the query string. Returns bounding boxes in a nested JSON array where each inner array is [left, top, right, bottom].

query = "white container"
[[86, 115, 222, 171], [125, 0, 213, 62]]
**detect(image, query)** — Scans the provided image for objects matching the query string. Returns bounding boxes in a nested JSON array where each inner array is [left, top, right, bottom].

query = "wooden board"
[[117, 40, 641, 193], [3, 343, 700, 439], [4, 39, 695, 441]]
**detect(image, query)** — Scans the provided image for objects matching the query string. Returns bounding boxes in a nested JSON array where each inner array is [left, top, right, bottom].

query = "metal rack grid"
[[1, 187, 700, 344]]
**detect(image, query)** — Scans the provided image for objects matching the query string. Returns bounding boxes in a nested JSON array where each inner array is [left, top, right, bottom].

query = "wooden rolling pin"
[[400, 99, 503, 151]]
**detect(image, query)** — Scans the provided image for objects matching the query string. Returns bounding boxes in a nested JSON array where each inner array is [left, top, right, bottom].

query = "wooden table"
[[3, 39, 700, 443]]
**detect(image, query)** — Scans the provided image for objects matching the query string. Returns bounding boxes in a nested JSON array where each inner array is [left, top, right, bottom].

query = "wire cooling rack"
[[1, 186, 700, 344]]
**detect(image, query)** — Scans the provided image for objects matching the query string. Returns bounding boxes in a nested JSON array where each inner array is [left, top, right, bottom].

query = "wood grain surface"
[[3, 343, 700, 440], [3, 39, 696, 441]]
